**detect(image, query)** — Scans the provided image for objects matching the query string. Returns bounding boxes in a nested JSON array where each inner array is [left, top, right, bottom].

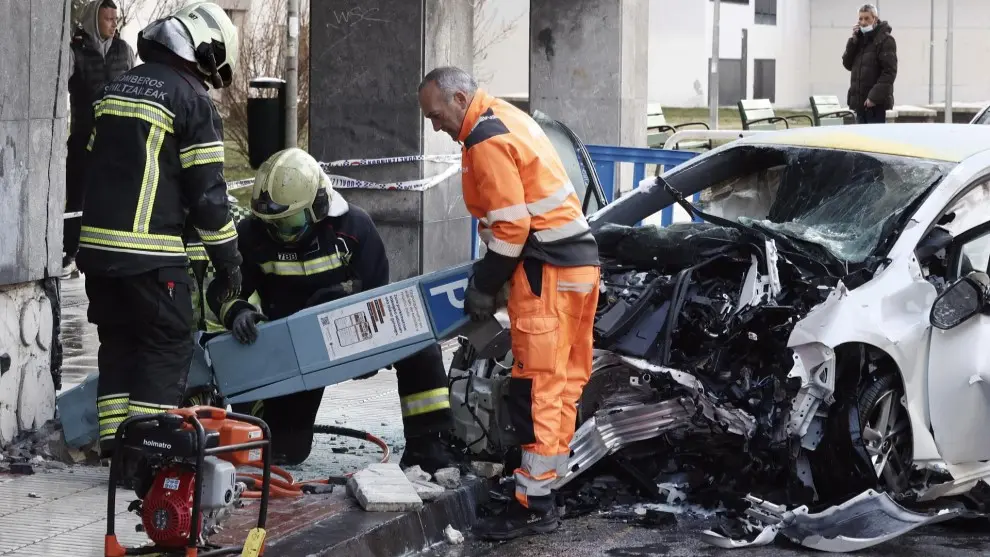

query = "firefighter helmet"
[[250, 148, 349, 242], [138, 1, 239, 88]]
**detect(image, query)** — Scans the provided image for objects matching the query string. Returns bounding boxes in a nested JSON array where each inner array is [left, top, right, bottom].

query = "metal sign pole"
[[928, 0, 935, 105], [286, 0, 300, 148], [945, 0, 954, 123], [710, 0, 721, 130]]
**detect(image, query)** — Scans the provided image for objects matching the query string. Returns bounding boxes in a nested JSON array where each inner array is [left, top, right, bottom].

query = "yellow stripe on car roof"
[[744, 129, 962, 162]]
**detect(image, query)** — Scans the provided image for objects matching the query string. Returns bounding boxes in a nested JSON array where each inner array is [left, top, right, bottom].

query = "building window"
[[755, 0, 777, 25], [753, 59, 776, 103]]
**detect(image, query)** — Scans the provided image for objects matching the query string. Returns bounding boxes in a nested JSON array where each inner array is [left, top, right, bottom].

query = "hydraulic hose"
[[237, 424, 391, 499]]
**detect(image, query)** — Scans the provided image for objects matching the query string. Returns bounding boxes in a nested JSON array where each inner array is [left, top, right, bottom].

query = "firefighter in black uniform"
[[64, 0, 135, 271], [207, 148, 458, 472], [77, 2, 243, 457]]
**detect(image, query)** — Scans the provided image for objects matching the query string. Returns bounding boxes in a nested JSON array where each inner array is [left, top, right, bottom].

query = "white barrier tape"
[[326, 162, 462, 191], [64, 154, 461, 218], [322, 154, 460, 168], [227, 153, 463, 193]]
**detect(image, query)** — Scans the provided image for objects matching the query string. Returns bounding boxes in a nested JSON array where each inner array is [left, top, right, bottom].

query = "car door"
[[532, 110, 609, 215], [926, 184, 990, 464]]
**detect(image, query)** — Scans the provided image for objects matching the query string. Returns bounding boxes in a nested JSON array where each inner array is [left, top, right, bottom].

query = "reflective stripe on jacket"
[[458, 89, 598, 294], [77, 60, 241, 277]]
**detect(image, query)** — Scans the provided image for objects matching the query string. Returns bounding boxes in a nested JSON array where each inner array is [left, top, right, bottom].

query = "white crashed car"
[[448, 123, 990, 552]]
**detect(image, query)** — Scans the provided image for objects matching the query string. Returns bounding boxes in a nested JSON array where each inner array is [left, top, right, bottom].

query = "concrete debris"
[[27, 492, 39, 498], [443, 525, 465, 545], [403, 465, 432, 483], [470, 461, 504, 479], [331, 447, 349, 454], [66, 448, 95, 464], [9, 463, 34, 475], [434, 467, 461, 489], [411, 479, 445, 501], [304, 484, 335, 495], [346, 463, 423, 512], [3, 420, 72, 464]]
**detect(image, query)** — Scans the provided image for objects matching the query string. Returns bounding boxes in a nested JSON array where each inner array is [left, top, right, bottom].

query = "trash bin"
[[247, 77, 287, 169]]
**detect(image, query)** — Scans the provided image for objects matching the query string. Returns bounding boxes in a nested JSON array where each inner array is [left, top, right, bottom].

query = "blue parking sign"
[[420, 264, 472, 339]]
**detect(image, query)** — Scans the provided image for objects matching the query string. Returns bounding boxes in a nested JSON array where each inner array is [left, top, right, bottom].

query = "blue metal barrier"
[[586, 145, 698, 204], [586, 145, 701, 226]]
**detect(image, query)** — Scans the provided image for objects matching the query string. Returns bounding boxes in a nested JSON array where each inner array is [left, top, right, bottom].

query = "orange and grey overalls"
[[459, 89, 601, 512]]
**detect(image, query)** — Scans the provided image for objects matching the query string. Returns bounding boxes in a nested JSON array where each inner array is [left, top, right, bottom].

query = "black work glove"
[[215, 266, 242, 303], [303, 279, 363, 307], [231, 309, 268, 345], [495, 282, 510, 310], [464, 277, 496, 322]]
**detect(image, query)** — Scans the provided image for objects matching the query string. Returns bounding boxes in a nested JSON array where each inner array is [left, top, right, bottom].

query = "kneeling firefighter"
[[207, 148, 458, 471]]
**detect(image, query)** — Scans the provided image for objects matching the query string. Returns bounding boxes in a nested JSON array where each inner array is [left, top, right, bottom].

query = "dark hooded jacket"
[[68, 0, 135, 146], [843, 20, 897, 111]]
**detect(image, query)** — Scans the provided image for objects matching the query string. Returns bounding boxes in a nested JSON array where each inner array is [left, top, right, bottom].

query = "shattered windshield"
[[688, 147, 951, 264]]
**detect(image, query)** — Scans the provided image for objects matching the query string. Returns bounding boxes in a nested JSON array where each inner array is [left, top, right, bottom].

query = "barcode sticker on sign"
[[317, 286, 429, 361]]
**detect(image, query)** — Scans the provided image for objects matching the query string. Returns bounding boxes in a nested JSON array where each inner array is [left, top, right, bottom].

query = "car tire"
[[857, 371, 913, 495]]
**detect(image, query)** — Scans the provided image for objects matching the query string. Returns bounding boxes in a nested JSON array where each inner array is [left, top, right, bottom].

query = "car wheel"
[[858, 372, 913, 494]]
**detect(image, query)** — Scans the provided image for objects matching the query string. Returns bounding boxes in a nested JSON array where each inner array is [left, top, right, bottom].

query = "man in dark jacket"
[[64, 0, 135, 273], [843, 4, 897, 124]]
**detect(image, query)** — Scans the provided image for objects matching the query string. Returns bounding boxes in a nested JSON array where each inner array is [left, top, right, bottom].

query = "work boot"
[[473, 498, 560, 541], [399, 433, 462, 475], [270, 429, 315, 466]]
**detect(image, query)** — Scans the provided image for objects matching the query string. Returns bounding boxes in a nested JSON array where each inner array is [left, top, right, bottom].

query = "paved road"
[[421, 512, 990, 557]]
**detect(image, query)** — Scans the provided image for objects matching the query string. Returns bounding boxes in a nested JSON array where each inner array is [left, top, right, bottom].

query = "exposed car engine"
[[451, 220, 849, 508]]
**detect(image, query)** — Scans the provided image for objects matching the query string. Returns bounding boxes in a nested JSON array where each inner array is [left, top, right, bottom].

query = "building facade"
[[480, 0, 990, 109]]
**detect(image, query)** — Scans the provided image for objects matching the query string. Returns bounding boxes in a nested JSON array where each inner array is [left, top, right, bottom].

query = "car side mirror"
[[931, 273, 988, 330]]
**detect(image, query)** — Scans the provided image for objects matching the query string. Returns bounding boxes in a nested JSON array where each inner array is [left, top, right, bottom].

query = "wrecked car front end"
[[447, 138, 988, 551]]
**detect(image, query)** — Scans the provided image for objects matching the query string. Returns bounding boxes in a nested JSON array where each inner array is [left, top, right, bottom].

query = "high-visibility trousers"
[[506, 259, 600, 512]]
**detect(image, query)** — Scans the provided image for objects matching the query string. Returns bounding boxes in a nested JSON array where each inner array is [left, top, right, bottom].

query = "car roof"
[[736, 123, 990, 163]]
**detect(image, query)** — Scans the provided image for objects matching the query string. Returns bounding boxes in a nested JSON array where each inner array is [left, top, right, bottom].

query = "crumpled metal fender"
[[701, 490, 961, 553], [771, 490, 959, 553], [785, 342, 836, 447], [550, 353, 757, 490], [787, 256, 942, 463]]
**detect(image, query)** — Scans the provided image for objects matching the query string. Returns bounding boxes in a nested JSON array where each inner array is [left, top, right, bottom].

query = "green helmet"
[[139, 2, 238, 88], [251, 148, 349, 243]]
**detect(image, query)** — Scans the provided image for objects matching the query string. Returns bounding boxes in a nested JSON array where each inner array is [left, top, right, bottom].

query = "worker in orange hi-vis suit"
[[419, 66, 601, 541]]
